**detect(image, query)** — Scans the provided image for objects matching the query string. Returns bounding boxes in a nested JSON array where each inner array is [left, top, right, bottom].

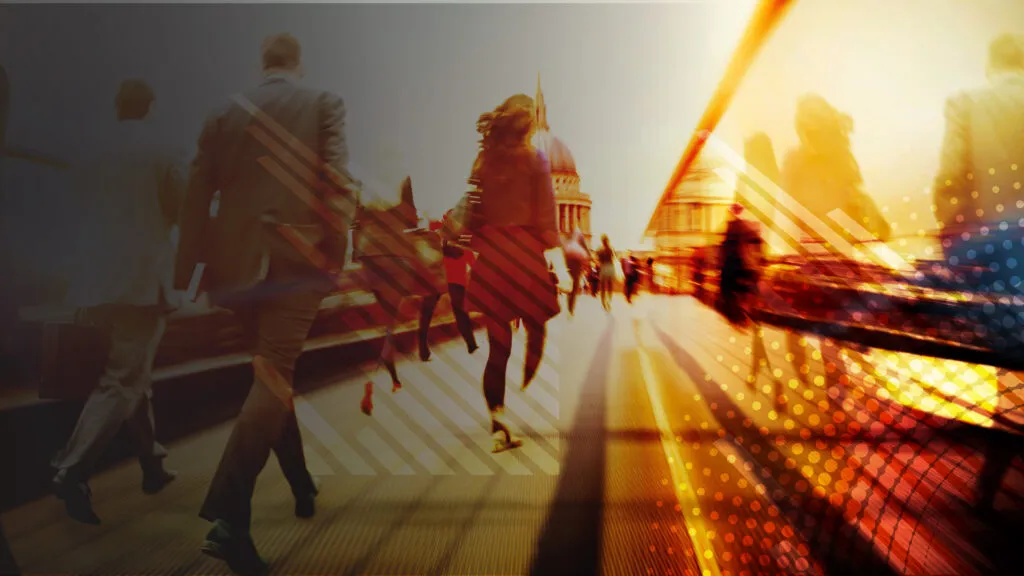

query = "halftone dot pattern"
[[640, 138, 1024, 574]]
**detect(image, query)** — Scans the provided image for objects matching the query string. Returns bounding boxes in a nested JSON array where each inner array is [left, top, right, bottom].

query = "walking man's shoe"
[[142, 466, 178, 495], [294, 478, 320, 519], [201, 520, 269, 576], [52, 469, 100, 525]]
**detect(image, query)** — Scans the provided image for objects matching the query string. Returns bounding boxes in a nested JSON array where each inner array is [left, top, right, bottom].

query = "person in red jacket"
[[418, 212, 479, 360]]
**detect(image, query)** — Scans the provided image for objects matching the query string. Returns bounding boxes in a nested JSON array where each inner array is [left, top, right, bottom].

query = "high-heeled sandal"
[[490, 418, 522, 453], [360, 382, 373, 416]]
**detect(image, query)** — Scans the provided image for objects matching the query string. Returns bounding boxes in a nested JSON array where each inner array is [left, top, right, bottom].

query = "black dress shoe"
[[142, 468, 178, 495], [294, 479, 320, 519], [52, 471, 100, 525], [294, 492, 316, 519], [201, 520, 269, 576]]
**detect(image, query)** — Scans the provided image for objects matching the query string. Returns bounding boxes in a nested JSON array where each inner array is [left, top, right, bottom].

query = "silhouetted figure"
[[717, 204, 784, 411], [933, 33, 1024, 514], [596, 235, 615, 311], [0, 62, 19, 576], [622, 254, 640, 303], [717, 204, 760, 327], [460, 93, 560, 453], [174, 34, 357, 575], [563, 228, 590, 315], [781, 95, 890, 250], [588, 263, 600, 297], [0, 63, 19, 383], [51, 79, 182, 525], [646, 257, 656, 293]]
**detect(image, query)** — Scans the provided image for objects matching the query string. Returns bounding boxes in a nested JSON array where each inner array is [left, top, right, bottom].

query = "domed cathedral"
[[531, 74, 592, 244], [642, 152, 735, 293]]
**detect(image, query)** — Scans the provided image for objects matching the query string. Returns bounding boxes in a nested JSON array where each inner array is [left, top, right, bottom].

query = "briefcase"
[[39, 318, 111, 400]]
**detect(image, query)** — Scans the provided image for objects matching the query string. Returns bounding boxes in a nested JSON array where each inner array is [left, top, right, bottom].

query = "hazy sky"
[[4, 0, 1023, 254], [718, 0, 1024, 241], [1, 1, 755, 250]]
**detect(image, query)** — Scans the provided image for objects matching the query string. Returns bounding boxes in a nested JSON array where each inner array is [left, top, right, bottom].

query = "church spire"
[[535, 72, 549, 131]]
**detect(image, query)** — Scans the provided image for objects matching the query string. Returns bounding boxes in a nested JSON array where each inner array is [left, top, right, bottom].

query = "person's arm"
[[933, 93, 971, 234], [174, 109, 220, 291], [317, 92, 360, 273]]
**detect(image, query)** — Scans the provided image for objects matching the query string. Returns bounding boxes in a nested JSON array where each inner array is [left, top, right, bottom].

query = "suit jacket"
[[63, 120, 185, 309], [934, 72, 1024, 232], [174, 76, 358, 298], [0, 64, 8, 155]]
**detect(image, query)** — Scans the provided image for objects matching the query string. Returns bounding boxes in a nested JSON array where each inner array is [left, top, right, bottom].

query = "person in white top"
[[52, 79, 183, 525]]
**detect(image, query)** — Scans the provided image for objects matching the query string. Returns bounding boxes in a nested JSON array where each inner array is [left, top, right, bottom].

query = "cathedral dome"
[[532, 129, 577, 176], [530, 73, 591, 242], [530, 74, 578, 177]]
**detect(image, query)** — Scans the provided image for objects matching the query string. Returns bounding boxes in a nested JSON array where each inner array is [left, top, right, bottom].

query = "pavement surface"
[[3, 295, 1023, 576]]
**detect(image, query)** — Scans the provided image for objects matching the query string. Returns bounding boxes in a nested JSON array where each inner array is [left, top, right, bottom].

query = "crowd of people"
[[19, 32, 661, 576], [8, 19, 1023, 576]]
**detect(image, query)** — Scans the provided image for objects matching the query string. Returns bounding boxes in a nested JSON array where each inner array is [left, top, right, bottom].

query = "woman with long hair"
[[462, 94, 560, 453], [595, 235, 616, 311]]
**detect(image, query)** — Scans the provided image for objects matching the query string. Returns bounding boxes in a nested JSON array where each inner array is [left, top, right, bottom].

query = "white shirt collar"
[[263, 70, 301, 84]]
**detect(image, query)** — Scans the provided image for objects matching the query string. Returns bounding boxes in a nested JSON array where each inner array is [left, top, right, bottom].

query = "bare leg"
[[522, 320, 547, 390], [484, 319, 521, 452], [362, 291, 403, 416]]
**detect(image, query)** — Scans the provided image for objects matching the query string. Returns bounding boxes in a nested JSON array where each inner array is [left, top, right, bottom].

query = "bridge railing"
[[0, 147, 458, 395]]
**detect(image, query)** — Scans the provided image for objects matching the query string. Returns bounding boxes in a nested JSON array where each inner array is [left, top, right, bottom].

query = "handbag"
[[38, 311, 111, 400]]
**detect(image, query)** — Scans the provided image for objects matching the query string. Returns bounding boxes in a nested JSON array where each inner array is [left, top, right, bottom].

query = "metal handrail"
[[3, 146, 69, 170]]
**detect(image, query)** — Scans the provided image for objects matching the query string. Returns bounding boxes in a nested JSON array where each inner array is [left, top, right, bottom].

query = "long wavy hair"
[[471, 94, 536, 177]]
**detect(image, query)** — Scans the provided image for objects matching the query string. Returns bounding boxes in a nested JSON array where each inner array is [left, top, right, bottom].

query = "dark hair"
[[115, 79, 154, 120], [476, 94, 535, 151], [442, 242, 465, 259], [262, 33, 302, 71]]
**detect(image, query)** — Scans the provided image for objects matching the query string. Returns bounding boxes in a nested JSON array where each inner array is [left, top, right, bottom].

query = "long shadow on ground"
[[530, 317, 616, 576], [651, 322, 898, 576]]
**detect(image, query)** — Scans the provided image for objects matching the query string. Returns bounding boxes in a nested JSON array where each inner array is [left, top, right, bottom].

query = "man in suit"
[[933, 33, 1024, 515], [0, 62, 20, 576], [0, 63, 15, 376], [934, 33, 1024, 275], [50, 79, 182, 524], [175, 34, 358, 575]]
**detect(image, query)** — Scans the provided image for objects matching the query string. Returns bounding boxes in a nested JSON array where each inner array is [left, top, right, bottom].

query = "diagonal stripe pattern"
[[217, 92, 564, 477]]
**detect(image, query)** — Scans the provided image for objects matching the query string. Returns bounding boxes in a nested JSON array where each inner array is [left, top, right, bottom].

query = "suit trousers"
[[52, 305, 167, 477], [199, 277, 328, 533], [1, 517, 18, 575]]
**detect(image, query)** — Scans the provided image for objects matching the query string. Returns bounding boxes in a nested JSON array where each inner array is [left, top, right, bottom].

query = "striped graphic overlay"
[[222, 93, 563, 476]]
